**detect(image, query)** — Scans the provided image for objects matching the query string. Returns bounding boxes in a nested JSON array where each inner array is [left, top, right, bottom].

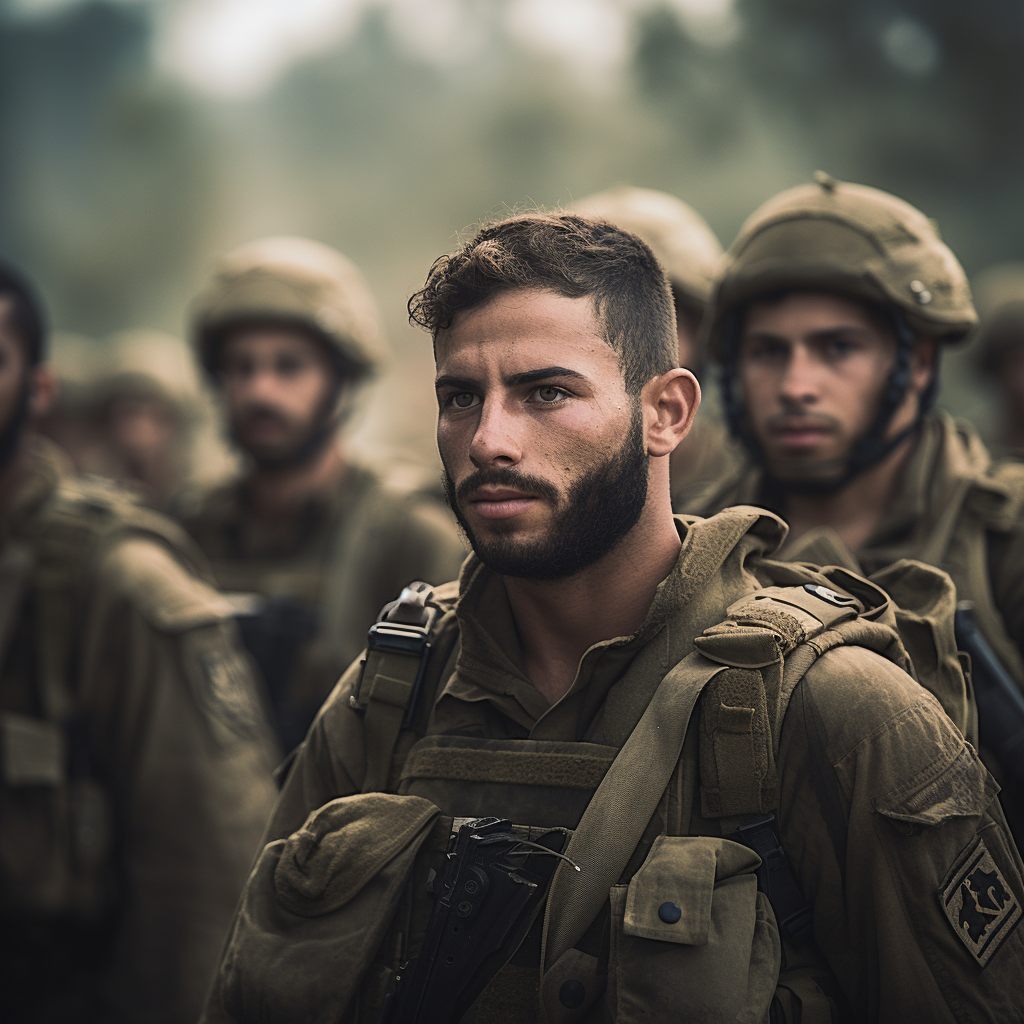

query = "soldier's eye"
[[533, 386, 567, 404], [449, 392, 479, 409]]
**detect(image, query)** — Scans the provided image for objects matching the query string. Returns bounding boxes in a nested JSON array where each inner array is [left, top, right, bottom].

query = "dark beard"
[[444, 407, 648, 580]]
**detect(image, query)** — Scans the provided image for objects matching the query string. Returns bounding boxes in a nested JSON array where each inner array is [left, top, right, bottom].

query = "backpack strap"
[[357, 582, 446, 794], [539, 648, 729, 980]]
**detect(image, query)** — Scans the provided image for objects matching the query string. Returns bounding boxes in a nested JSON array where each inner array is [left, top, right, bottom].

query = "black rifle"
[[378, 817, 573, 1024], [955, 601, 1024, 791]]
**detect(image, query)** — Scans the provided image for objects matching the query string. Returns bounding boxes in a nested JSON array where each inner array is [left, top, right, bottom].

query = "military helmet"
[[570, 186, 723, 310], [192, 236, 388, 381], [970, 263, 1024, 375], [95, 330, 203, 420], [706, 173, 977, 360]]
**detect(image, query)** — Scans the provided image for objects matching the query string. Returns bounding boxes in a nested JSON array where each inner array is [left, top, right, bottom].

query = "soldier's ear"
[[28, 366, 56, 419], [643, 368, 700, 457], [909, 336, 938, 395]]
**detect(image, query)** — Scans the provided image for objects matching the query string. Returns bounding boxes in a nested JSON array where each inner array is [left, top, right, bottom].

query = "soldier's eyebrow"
[[503, 366, 589, 387], [435, 374, 480, 392]]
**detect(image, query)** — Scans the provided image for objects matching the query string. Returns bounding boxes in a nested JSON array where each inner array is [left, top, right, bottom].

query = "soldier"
[[687, 175, 1024, 837], [0, 258, 281, 1023], [203, 214, 1022, 1023], [90, 330, 212, 509], [971, 262, 1024, 456], [571, 186, 740, 509], [176, 237, 465, 752]]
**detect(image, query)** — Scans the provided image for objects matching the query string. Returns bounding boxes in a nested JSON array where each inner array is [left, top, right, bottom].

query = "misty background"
[[1, 0, 1020, 476]]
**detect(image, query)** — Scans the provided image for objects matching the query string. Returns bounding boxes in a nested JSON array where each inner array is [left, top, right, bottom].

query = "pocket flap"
[[0, 712, 65, 786], [623, 835, 761, 945]]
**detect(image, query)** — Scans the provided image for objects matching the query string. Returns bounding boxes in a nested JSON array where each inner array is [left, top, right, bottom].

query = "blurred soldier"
[[178, 237, 465, 752], [689, 174, 1024, 835], [36, 330, 106, 470], [972, 263, 1024, 456], [202, 214, 1022, 1024], [571, 185, 740, 509], [0, 259, 280, 1022], [89, 330, 205, 509]]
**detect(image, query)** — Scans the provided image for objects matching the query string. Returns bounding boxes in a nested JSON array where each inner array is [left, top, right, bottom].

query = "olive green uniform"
[[688, 411, 1024, 689], [178, 464, 466, 749], [202, 509, 1023, 1022], [1, 440, 280, 1023]]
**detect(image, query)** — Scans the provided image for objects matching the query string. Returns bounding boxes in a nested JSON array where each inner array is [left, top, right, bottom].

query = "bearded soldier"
[[177, 237, 465, 752], [686, 175, 1024, 839], [571, 186, 740, 510], [202, 213, 1022, 1023], [0, 260, 280, 1023]]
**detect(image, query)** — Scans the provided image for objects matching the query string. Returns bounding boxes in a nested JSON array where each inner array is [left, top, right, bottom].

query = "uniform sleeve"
[[80, 539, 281, 1024], [778, 647, 1024, 1023]]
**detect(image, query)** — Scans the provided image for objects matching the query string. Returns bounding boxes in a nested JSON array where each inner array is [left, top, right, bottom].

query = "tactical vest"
[[342, 559, 966, 1024], [0, 471, 211, 926]]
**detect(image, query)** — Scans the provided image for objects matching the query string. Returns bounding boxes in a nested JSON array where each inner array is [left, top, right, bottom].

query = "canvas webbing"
[[360, 647, 423, 794], [539, 649, 727, 977], [400, 746, 617, 790]]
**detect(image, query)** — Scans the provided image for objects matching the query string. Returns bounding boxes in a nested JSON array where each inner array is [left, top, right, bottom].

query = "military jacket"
[[203, 510, 1024, 1023], [177, 461, 466, 749], [0, 440, 281, 1024]]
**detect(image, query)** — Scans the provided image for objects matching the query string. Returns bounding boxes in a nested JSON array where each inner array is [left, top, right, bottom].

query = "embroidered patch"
[[941, 835, 1021, 966]]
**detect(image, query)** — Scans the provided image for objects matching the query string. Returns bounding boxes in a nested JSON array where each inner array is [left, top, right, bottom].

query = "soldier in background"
[[177, 237, 465, 752], [0, 258, 280, 1022], [688, 174, 1024, 836], [972, 263, 1024, 457], [571, 185, 740, 509]]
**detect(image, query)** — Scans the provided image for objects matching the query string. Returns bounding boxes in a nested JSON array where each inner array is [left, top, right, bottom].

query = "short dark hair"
[[408, 212, 678, 395], [0, 259, 46, 366]]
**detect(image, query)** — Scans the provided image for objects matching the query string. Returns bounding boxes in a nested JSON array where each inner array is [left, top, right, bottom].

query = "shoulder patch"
[[940, 833, 1021, 967]]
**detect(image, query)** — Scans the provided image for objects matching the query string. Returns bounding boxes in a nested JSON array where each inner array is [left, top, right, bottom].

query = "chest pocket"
[[397, 734, 618, 830], [606, 835, 779, 1024]]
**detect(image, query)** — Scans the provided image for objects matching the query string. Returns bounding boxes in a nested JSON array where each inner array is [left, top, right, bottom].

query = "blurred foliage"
[[1, 0, 1022, 458]]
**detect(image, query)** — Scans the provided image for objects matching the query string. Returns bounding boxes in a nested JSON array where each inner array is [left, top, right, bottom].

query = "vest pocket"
[[607, 835, 781, 1024]]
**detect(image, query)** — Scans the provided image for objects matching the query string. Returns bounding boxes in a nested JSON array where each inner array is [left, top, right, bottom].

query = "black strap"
[[730, 815, 814, 946]]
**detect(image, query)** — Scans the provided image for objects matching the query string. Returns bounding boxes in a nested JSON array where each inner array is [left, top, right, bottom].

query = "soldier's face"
[[738, 292, 927, 482], [220, 327, 339, 466], [434, 288, 650, 579]]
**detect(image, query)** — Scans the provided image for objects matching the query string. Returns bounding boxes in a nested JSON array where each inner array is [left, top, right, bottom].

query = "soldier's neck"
[[244, 443, 346, 525], [503, 499, 681, 707], [779, 431, 917, 554]]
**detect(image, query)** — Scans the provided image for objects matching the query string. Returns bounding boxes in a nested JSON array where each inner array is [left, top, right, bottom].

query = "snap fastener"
[[909, 279, 932, 304], [559, 979, 585, 1009], [658, 901, 682, 923]]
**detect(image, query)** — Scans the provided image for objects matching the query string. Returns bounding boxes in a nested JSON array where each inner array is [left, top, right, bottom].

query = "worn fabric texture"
[[0, 440, 281, 1024], [203, 507, 1024, 1024], [177, 460, 466, 747], [686, 409, 1024, 829]]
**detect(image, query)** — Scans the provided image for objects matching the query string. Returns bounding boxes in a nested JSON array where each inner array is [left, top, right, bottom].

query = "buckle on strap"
[[366, 582, 437, 728], [731, 814, 814, 946]]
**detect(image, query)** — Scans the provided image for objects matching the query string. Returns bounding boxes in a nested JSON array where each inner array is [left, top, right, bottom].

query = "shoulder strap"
[[539, 649, 728, 976], [356, 582, 456, 793], [539, 580, 872, 962]]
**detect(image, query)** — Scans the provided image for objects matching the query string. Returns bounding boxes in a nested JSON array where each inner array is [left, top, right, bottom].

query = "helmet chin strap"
[[721, 307, 933, 498], [249, 381, 349, 471]]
